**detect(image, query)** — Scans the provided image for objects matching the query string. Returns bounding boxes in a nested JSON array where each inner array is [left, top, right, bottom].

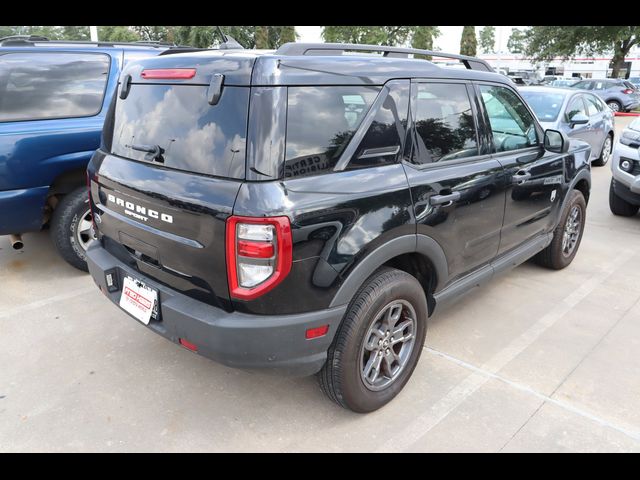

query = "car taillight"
[[141, 68, 196, 80], [226, 216, 292, 300], [623, 88, 635, 94]]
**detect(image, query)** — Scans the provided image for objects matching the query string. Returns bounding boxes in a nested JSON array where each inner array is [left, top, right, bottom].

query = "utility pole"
[[90, 26, 98, 42]]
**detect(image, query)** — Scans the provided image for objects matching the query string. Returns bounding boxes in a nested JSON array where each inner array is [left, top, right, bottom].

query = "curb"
[[615, 112, 640, 117]]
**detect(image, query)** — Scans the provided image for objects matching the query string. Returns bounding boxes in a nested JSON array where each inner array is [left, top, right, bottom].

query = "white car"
[[610, 117, 640, 216]]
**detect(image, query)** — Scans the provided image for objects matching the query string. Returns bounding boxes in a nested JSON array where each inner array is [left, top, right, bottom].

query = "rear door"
[[475, 82, 565, 255], [91, 71, 251, 309], [402, 80, 505, 283]]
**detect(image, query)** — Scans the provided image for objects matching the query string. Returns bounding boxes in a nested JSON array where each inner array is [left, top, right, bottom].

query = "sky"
[[295, 26, 521, 54]]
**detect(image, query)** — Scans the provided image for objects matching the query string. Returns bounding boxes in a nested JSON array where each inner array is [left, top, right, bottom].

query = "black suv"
[[86, 43, 592, 412]]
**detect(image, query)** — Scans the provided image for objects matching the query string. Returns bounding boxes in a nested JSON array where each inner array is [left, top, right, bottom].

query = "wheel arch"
[[329, 234, 448, 316]]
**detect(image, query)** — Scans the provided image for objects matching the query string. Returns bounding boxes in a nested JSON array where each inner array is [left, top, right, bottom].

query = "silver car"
[[520, 86, 615, 166]]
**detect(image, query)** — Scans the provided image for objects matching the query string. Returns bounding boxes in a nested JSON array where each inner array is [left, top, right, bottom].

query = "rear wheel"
[[606, 100, 622, 113], [318, 267, 428, 413], [535, 189, 586, 270], [50, 187, 96, 272], [609, 178, 639, 217], [593, 133, 613, 167]]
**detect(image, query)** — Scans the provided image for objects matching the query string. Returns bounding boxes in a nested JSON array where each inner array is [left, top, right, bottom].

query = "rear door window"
[[0, 52, 110, 122], [410, 82, 479, 164], [112, 85, 249, 179], [567, 95, 587, 120], [284, 86, 380, 178]]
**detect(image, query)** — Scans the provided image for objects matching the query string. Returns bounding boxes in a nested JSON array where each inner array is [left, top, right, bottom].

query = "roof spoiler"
[[275, 42, 494, 72]]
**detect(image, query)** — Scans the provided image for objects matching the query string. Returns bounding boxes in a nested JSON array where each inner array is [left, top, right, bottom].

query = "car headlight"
[[620, 129, 640, 148]]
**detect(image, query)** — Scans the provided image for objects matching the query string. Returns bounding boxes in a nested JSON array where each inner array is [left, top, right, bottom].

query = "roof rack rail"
[[275, 42, 494, 72], [0, 36, 189, 49]]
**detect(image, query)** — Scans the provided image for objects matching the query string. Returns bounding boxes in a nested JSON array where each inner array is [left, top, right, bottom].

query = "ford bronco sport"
[[86, 42, 592, 412]]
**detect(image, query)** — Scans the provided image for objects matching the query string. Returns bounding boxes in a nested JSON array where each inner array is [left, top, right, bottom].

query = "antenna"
[[215, 26, 244, 50]]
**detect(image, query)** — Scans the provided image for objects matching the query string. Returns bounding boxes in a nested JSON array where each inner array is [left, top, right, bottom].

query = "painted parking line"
[[376, 248, 637, 453]]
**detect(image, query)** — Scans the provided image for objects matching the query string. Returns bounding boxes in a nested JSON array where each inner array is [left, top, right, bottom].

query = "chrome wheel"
[[601, 136, 612, 164], [607, 101, 621, 112], [76, 208, 97, 251], [359, 300, 416, 391], [562, 205, 582, 257]]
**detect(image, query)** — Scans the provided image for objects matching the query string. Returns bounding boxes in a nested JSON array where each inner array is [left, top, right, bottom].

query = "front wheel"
[[609, 178, 639, 217], [50, 187, 96, 272], [593, 134, 613, 167], [535, 190, 586, 270], [318, 267, 428, 413]]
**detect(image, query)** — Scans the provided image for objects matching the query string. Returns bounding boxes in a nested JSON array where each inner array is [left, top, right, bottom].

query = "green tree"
[[255, 26, 270, 49], [322, 26, 415, 46], [460, 26, 477, 56], [280, 26, 297, 44], [478, 26, 495, 54], [99, 26, 140, 42], [524, 26, 640, 78], [411, 26, 441, 59], [507, 28, 527, 54]]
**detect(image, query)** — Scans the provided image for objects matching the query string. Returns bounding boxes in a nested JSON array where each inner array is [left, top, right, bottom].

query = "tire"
[[592, 133, 613, 167], [609, 178, 639, 217], [535, 189, 587, 270], [318, 267, 428, 413], [606, 100, 622, 113], [50, 187, 95, 272]]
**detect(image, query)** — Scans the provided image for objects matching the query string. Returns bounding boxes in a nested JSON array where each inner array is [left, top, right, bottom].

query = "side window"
[[585, 95, 601, 116], [479, 84, 538, 153], [410, 82, 479, 164], [572, 80, 592, 90], [593, 81, 607, 91], [284, 86, 380, 178], [348, 82, 409, 170], [0, 52, 110, 122], [567, 96, 587, 120]]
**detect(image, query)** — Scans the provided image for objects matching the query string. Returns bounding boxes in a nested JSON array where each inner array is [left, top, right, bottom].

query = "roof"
[[121, 46, 512, 87], [519, 86, 581, 96]]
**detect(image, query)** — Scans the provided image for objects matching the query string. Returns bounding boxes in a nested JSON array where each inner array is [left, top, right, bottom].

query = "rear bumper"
[[86, 242, 346, 377], [0, 186, 49, 235]]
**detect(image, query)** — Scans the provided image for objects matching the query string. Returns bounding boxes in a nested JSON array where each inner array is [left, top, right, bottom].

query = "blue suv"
[[0, 36, 180, 270]]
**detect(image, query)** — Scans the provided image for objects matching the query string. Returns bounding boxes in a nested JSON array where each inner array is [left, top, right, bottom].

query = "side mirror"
[[569, 113, 589, 127], [544, 129, 570, 154]]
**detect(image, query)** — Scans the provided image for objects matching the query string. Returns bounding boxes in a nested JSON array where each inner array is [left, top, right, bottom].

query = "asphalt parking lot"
[[1, 117, 639, 452]]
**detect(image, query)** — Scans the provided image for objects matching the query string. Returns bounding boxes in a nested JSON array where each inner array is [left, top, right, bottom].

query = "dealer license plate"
[[119, 276, 159, 325]]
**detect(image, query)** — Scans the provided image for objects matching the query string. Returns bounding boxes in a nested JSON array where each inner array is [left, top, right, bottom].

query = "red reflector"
[[305, 325, 329, 339], [238, 240, 274, 258], [623, 89, 634, 94], [179, 338, 198, 352], [141, 68, 196, 80]]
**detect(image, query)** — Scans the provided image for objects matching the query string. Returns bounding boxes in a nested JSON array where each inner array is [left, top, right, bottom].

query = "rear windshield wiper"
[[126, 143, 165, 163]]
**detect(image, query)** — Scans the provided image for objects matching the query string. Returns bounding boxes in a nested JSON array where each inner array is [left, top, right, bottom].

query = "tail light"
[[623, 88, 635, 94], [141, 68, 196, 80], [226, 216, 292, 300]]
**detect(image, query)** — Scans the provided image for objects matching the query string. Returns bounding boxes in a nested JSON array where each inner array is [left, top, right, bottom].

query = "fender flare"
[[559, 169, 591, 218], [329, 234, 449, 308]]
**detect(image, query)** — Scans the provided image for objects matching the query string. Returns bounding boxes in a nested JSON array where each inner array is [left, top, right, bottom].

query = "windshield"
[[520, 91, 566, 122]]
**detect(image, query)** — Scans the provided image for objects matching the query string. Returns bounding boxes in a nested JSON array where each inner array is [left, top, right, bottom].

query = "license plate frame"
[[119, 276, 159, 325]]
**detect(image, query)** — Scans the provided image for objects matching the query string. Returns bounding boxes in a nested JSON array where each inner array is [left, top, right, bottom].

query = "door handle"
[[430, 191, 461, 206], [512, 171, 532, 184]]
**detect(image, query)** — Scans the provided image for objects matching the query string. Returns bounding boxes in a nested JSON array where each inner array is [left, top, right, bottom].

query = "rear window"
[[0, 52, 110, 122], [112, 85, 249, 179], [284, 86, 380, 178], [520, 90, 566, 122]]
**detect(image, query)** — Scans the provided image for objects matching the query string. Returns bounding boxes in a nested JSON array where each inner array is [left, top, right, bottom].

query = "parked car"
[[610, 117, 640, 216], [549, 78, 580, 88], [628, 77, 640, 90], [520, 86, 615, 166], [86, 42, 591, 412], [0, 36, 185, 270], [570, 78, 640, 112]]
